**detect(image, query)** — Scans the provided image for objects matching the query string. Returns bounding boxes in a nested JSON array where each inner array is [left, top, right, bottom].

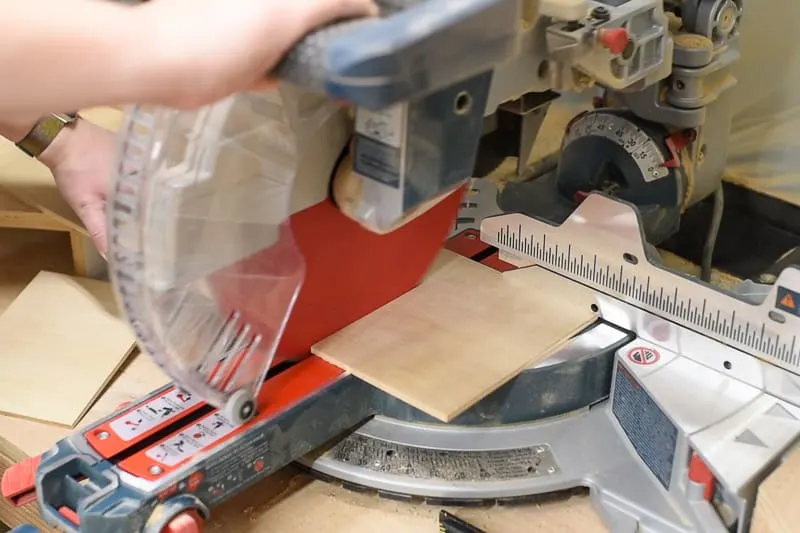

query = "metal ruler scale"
[[480, 194, 800, 375]]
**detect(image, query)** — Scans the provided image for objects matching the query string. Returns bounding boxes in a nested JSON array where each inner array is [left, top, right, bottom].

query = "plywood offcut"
[[0, 271, 136, 426], [751, 446, 800, 533], [312, 250, 598, 422]]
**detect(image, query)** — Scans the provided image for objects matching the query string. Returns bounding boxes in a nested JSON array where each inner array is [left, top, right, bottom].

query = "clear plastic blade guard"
[[107, 92, 305, 418]]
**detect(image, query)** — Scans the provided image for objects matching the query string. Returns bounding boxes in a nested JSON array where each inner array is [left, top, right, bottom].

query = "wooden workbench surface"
[[0, 227, 607, 532]]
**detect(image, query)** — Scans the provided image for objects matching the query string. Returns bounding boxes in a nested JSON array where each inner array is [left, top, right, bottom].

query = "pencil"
[[438, 510, 487, 533]]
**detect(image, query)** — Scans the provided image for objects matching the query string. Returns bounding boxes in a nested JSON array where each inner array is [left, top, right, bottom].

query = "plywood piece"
[[312, 250, 597, 421], [751, 446, 800, 533], [0, 270, 136, 426]]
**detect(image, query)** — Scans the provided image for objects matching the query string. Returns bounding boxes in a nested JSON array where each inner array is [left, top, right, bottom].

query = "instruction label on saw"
[[110, 389, 201, 441], [145, 412, 237, 466], [612, 362, 677, 489], [353, 105, 404, 188]]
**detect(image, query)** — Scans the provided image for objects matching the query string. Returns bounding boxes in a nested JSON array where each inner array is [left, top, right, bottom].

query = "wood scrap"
[[751, 446, 800, 533], [0, 271, 136, 427], [312, 250, 597, 422]]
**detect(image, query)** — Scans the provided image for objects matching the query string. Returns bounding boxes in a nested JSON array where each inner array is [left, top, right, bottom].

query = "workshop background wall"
[[730, 0, 799, 119], [727, 0, 800, 196]]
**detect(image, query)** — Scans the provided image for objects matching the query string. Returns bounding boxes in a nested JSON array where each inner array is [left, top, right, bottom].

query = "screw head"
[[240, 401, 255, 421], [97, 431, 110, 441], [149, 465, 163, 475], [591, 6, 611, 22]]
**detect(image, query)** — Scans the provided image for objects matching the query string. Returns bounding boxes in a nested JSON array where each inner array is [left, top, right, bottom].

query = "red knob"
[[162, 510, 204, 533], [599, 28, 630, 55]]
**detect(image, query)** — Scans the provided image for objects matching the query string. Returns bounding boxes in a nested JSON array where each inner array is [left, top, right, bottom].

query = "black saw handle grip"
[[270, 0, 423, 93]]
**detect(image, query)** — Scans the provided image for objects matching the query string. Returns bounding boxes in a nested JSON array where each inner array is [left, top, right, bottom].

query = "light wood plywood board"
[[312, 250, 598, 422], [751, 446, 800, 533], [0, 270, 136, 427]]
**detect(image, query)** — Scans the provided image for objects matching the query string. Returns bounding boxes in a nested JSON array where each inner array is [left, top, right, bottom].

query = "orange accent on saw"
[[445, 229, 516, 272], [598, 28, 630, 55], [478, 253, 516, 272], [86, 387, 206, 459], [688, 452, 715, 501], [116, 356, 344, 481], [163, 510, 204, 533], [1, 454, 40, 506], [663, 129, 697, 169], [59, 506, 79, 525]]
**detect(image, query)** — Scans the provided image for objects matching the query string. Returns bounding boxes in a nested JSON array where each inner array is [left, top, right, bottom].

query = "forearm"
[[0, 115, 85, 171], [0, 0, 173, 118]]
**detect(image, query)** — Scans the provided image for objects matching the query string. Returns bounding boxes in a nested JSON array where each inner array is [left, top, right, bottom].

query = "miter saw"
[[6, 0, 800, 533]]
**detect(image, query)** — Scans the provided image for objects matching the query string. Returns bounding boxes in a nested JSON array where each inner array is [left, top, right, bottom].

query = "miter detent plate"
[[301, 322, 631, 500]]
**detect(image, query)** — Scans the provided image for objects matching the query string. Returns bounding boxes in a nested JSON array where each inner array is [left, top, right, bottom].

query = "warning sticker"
[[612, 363, 677, 489], [776, 286, 800, 318], [109, 389, 201, 441], [627, 346, 660, 366], [145, 412, 237, 467], [353, 134, 401, 188], [355, 104, 404, 148]]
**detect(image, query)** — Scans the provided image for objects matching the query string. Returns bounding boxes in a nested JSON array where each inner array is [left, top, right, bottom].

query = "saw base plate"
[[299, 322, 630, 501]]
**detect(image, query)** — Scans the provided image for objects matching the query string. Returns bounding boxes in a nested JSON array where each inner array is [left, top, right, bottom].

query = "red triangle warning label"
[[781, 293, 796, 310]]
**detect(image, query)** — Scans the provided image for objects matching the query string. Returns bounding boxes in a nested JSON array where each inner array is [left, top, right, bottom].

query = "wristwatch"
[[15, 112, 79, 158]]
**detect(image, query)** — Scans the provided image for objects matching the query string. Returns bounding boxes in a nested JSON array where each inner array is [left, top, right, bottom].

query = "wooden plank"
[[0, 190, 38, 213], [0, 271, 136, 427], [751, 447, 800, 533], [312, 250, 597, 422], [0, 229, 73, 310], [0, 212, 65, 232], [0, 190, 67, 232]]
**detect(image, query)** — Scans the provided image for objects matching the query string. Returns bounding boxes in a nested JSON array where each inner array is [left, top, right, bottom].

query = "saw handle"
[[270, 0, 420, 93], [270, 19, 371, 93], [269, 0, 520, 109]]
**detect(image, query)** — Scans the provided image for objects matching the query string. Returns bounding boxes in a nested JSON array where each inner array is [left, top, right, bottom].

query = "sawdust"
[[203, 465, 607, 532], [658, 249, 741, 290]]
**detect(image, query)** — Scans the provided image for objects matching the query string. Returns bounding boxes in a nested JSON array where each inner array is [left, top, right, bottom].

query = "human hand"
[[40, 120, 116, 257], [141, 0, 379, 109]]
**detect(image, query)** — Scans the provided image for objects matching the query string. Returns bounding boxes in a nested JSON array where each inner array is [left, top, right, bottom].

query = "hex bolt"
[[591, 6, 611, 22]]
